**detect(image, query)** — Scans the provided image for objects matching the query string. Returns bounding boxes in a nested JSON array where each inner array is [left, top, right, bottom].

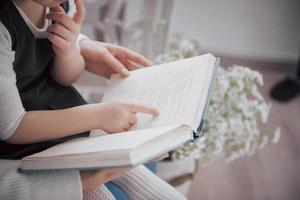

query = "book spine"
[[193, 58, 220, 140], [193, 119, 204, 140]]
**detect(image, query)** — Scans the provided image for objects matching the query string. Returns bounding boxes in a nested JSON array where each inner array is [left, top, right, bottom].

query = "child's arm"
[[50, 48, 85, 86], [7, 104, 98, 144], [7, 101, 159, 144], [46, 0, 85, 86]]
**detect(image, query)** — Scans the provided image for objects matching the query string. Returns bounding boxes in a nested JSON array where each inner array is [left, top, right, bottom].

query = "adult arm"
[[0, 159, 82, 200]]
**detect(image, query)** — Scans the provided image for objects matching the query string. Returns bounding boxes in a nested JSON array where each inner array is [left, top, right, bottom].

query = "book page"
[[103, 54, 216, 131]]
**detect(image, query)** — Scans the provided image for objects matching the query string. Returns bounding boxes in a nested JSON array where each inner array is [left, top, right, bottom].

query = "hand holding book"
[[80, 166, 133, 191], [80, 153, 168, 191]]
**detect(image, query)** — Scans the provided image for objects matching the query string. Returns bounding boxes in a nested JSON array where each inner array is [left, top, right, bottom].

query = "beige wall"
[[169, 0, 300, 64], [82, 0, 300, 64]]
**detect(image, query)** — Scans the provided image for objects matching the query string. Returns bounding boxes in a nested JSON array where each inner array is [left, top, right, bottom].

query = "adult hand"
[[79, 40, 152, 78], [80, 152, 168, 192], [80, 167, 132, 191]]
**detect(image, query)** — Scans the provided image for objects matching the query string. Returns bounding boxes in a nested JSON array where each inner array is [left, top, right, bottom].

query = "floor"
[[188, 57, 300, 200]]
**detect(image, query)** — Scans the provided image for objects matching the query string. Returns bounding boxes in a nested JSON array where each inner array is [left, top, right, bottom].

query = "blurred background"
[[76, 0, 300, 199]]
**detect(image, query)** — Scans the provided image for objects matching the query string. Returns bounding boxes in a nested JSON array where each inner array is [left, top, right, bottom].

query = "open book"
[[21, 54, 219, 171]]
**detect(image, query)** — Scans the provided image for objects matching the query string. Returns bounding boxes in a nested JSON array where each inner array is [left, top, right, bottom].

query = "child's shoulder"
[[0, 22, 12, 49]]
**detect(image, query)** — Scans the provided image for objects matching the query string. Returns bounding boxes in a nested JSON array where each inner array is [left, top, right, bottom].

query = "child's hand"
[[46, 0, 85, 56], [95, 100, 159, 133]]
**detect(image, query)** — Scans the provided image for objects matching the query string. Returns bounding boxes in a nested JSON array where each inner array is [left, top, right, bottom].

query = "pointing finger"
[[129, 103, 159, 116]]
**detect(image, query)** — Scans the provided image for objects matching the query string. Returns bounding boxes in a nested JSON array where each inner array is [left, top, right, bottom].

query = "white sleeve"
[[76, 33, 89, 52], [0, 22, 26, 141]]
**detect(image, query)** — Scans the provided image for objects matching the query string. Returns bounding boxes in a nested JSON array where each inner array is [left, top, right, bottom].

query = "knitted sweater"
[[0, 159, 82, 200]]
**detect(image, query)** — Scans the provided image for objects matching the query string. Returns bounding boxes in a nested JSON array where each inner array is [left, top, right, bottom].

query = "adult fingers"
[[73, 0, 86, 24], [118, 55, 137, 71], [85, 60, 114, 78], [128, 103, 159, 116], [125, 60, 139, 71], [81, 167, 132, 191], [101, 50, 129, 77], [124, 48, 152, 67]]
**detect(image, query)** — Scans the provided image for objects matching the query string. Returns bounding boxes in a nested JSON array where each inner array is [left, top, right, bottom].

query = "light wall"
[[82, 0, 300, 64], [170, 0, 300, 64]]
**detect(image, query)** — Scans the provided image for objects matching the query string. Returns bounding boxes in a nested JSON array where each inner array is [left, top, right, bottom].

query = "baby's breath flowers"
[[156, 33, 281, 163]]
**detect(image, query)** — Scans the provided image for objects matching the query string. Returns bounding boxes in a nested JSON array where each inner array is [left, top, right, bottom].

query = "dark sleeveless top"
[[0, 1, 89, 159]]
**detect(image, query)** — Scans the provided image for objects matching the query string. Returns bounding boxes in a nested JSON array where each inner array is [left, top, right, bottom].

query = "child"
[[0, 0, 187, 199]]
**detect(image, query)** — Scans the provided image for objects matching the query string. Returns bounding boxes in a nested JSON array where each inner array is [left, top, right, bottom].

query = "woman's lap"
[[106, 163, 157, 200]]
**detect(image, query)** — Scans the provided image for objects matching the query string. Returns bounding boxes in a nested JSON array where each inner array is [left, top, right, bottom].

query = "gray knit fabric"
[[113, 165, 187, 200], [0, 160, 83, 200], [83, 185, 116, 200], [83, 165, 188, 200]]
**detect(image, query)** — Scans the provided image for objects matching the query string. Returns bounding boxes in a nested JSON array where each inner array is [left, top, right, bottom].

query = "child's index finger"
[[73, 0, 86, 24], [129, 103, 159, 116]]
